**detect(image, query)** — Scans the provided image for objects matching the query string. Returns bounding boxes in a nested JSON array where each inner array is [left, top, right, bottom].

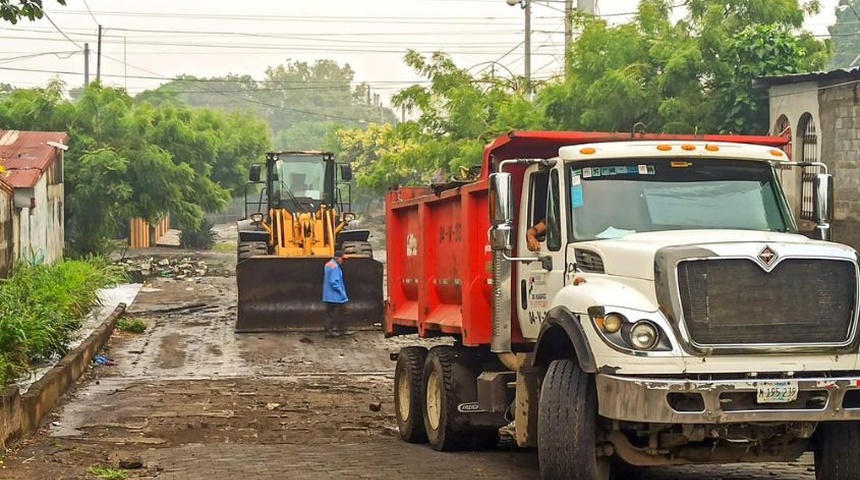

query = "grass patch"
[[117, 318, 147, 334], [0, 258, 125, 385], [87, 466, 128, 480], [212, 242, 234, 253]]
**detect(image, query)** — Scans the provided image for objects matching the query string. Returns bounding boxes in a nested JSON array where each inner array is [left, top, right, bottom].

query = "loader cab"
[[266, 151, 335, 213]]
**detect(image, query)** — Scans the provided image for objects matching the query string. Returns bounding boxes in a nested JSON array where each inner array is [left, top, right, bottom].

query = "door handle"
[[520, 279, 527, 309]]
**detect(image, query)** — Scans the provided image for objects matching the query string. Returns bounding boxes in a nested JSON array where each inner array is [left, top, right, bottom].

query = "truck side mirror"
[[249, 164, 262, 183], [489, 172, 514, 250], [340, 164, 353, 181], [812, 173, 833, 241]]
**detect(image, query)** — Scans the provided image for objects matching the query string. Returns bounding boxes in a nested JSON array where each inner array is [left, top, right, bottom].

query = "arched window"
[[797, 113, 818, 220]]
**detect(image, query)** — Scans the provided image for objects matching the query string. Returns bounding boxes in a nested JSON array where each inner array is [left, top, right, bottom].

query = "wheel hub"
[[397, 370, 411, 421], [426, 370, 442, 431]]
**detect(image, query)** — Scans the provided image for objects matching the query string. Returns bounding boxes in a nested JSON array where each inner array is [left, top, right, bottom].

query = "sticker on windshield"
[[591, 168, 601, 177], [601, 167, 615, 176], [638, 164, 648, 174], [647, 165, 655, 174], [571, 176, 584, 209], [615, 166, 627, 175], [583, 167, 592, 178], [626, 166, 638, 174]]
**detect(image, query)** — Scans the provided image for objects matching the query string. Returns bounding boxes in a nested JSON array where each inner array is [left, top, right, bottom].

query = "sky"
[[0, 0, 842, 105]]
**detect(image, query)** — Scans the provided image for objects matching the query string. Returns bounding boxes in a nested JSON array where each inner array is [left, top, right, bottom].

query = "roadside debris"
[[93, 355, 117, 366], [117, 257, 209, 282]]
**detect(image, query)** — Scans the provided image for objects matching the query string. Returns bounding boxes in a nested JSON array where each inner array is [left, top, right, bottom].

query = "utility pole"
[[565, 0, 573, 80], [96, 24, 102, 83], [83, 43, 90, 87], [524, 0, 531, 90], [579, 0, 596, 15]]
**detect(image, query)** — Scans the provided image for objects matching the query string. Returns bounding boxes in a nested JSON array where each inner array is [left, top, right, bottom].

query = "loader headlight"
[[629, 321, 659, 350], [250, 212, 264, 223]]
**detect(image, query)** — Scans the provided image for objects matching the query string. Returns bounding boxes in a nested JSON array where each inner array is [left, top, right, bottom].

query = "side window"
[[546, 170, 562, 251], [529, 171, 549, 229]]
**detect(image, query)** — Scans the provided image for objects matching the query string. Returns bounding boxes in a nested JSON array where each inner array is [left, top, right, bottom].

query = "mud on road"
[[0, 248, 818, 480]]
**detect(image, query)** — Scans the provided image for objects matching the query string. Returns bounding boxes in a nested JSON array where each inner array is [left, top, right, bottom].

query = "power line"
[[41, 11, 83, 49], [80, 0, 99, 26]]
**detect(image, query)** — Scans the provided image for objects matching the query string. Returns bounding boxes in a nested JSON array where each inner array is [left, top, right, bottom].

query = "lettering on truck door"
[[516, 166, 568, 340]]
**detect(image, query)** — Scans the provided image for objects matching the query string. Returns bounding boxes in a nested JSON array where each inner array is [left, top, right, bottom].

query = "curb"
[[0, 302, 127, 449]]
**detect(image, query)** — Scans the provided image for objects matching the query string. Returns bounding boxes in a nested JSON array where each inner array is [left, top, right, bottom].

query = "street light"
[[505, 0, 531, 90]]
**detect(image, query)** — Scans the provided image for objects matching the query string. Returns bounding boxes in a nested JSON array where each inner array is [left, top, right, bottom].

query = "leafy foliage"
[[0, 259, 124, 385], [136, 60, 397, 151], [0, 0, 64, 24], [179, 218, 217, 250], [0, 82, 271, 255], [829, 0, 860, 69]]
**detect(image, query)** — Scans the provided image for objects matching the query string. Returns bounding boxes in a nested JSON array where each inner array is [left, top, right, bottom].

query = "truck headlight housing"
[[588, 306, 673, 354], [629, 321, 659, 350], [250, 212, 264, 223]]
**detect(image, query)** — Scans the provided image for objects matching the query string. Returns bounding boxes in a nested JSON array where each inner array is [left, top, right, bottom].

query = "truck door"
[[516, 165, 569, 340]]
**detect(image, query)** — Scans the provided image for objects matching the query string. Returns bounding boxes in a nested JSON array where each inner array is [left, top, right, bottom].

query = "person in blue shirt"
[[323, 252, 350, 337]]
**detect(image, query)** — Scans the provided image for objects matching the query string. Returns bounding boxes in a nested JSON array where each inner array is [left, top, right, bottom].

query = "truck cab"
[[386, 132, 858, 480]]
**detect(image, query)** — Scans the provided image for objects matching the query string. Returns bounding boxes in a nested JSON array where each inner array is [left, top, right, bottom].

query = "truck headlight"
[[250, 212, 264, 223], [602, 314, 624, 334], [629, 321, 659, 350]]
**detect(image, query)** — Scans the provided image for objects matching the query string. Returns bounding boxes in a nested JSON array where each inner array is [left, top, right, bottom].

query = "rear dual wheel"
[[422, 346, 499, 451], [394, 346, 428, 443]]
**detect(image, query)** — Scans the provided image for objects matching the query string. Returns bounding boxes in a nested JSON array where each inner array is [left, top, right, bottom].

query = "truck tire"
[[815, 421, 860, 480], [342, 240, 373, 257], [422, 345, 497, 451], [538, 359, 609, 480], [394, 346, 428, 444], [237, 241, 268, 262]]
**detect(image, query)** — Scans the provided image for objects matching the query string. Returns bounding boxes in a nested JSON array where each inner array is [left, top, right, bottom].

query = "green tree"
[[540, 0, 829, 134], [829, 0, 860, 69], [0, 82, 271, 255], [0, 0, 64, 24]]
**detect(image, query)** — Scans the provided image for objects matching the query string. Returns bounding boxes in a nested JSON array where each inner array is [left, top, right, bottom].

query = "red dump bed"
[[384, 131, 789, 347]]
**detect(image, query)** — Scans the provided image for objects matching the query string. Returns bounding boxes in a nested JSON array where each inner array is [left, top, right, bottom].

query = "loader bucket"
[[235, 256, 384, 333]]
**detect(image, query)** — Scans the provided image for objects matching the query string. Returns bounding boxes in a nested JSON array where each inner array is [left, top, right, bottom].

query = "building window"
[[798, 113, 818, 221]]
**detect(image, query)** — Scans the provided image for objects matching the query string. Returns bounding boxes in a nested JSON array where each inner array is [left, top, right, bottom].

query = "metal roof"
[[755, 67, 860, 88], [0, 130, 69, 188]]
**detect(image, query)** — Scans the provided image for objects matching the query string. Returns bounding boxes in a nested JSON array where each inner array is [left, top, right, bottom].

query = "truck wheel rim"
[[397, 370, 411, 421], [426, 370, 442, 431]]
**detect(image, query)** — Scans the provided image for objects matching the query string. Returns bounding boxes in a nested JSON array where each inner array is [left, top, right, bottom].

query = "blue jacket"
[[323, 259, 349, 304]]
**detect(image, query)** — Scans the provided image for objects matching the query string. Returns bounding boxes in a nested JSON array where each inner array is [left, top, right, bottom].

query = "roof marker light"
[[580, 147, 596, 155], [770, 149, 785, 157], [656, 145, 672, 151], [681, 144, 696, 151], [705, 144, 719, 152]]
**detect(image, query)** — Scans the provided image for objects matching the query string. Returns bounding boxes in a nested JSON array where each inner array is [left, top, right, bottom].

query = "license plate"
[[756, 380, 799, 404]]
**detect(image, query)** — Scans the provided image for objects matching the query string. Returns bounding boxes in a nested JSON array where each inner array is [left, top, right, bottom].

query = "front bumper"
[[596, 373, 860, 424]]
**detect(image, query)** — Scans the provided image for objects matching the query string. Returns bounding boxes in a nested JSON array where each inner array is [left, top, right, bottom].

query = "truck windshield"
[[567, 158, 795, 240], [272, 154, 325, 202]]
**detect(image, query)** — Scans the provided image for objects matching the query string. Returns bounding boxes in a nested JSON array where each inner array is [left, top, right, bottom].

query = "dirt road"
[[0, 247, 817, 479]]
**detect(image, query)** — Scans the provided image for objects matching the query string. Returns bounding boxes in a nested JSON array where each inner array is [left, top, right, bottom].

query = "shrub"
[[180, 219, 217, 250], [0, 259, 124, 385]]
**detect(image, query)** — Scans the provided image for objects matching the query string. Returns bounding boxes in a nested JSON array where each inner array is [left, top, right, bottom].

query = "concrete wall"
[[768, 82, 821, 218], [0, 189, 12, 278], [14, 169, 64, 265], [819, 82, 860, 249]]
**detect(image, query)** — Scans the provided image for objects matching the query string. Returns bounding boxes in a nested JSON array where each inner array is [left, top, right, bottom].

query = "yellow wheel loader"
[[234, 151, 383, 332]]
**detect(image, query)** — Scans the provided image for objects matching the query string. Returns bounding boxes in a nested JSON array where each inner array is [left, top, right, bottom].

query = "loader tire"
[[422, 346, 498, 451], [237, 241, 268, 262], [815, 421, 860, 480], [342, 240, 373, 257], [394, 346, 428, 444], [538, 359, 609, 480]]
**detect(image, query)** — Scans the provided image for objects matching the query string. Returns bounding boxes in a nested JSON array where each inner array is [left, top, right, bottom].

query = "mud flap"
[[235, 256, 384, 333]]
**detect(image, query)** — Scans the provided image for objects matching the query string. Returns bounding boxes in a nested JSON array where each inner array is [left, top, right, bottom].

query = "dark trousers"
[[325, 302, 347, 333]]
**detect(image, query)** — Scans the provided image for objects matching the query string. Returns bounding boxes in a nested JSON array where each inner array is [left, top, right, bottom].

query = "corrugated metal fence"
[[129, 215, 170, 248]]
